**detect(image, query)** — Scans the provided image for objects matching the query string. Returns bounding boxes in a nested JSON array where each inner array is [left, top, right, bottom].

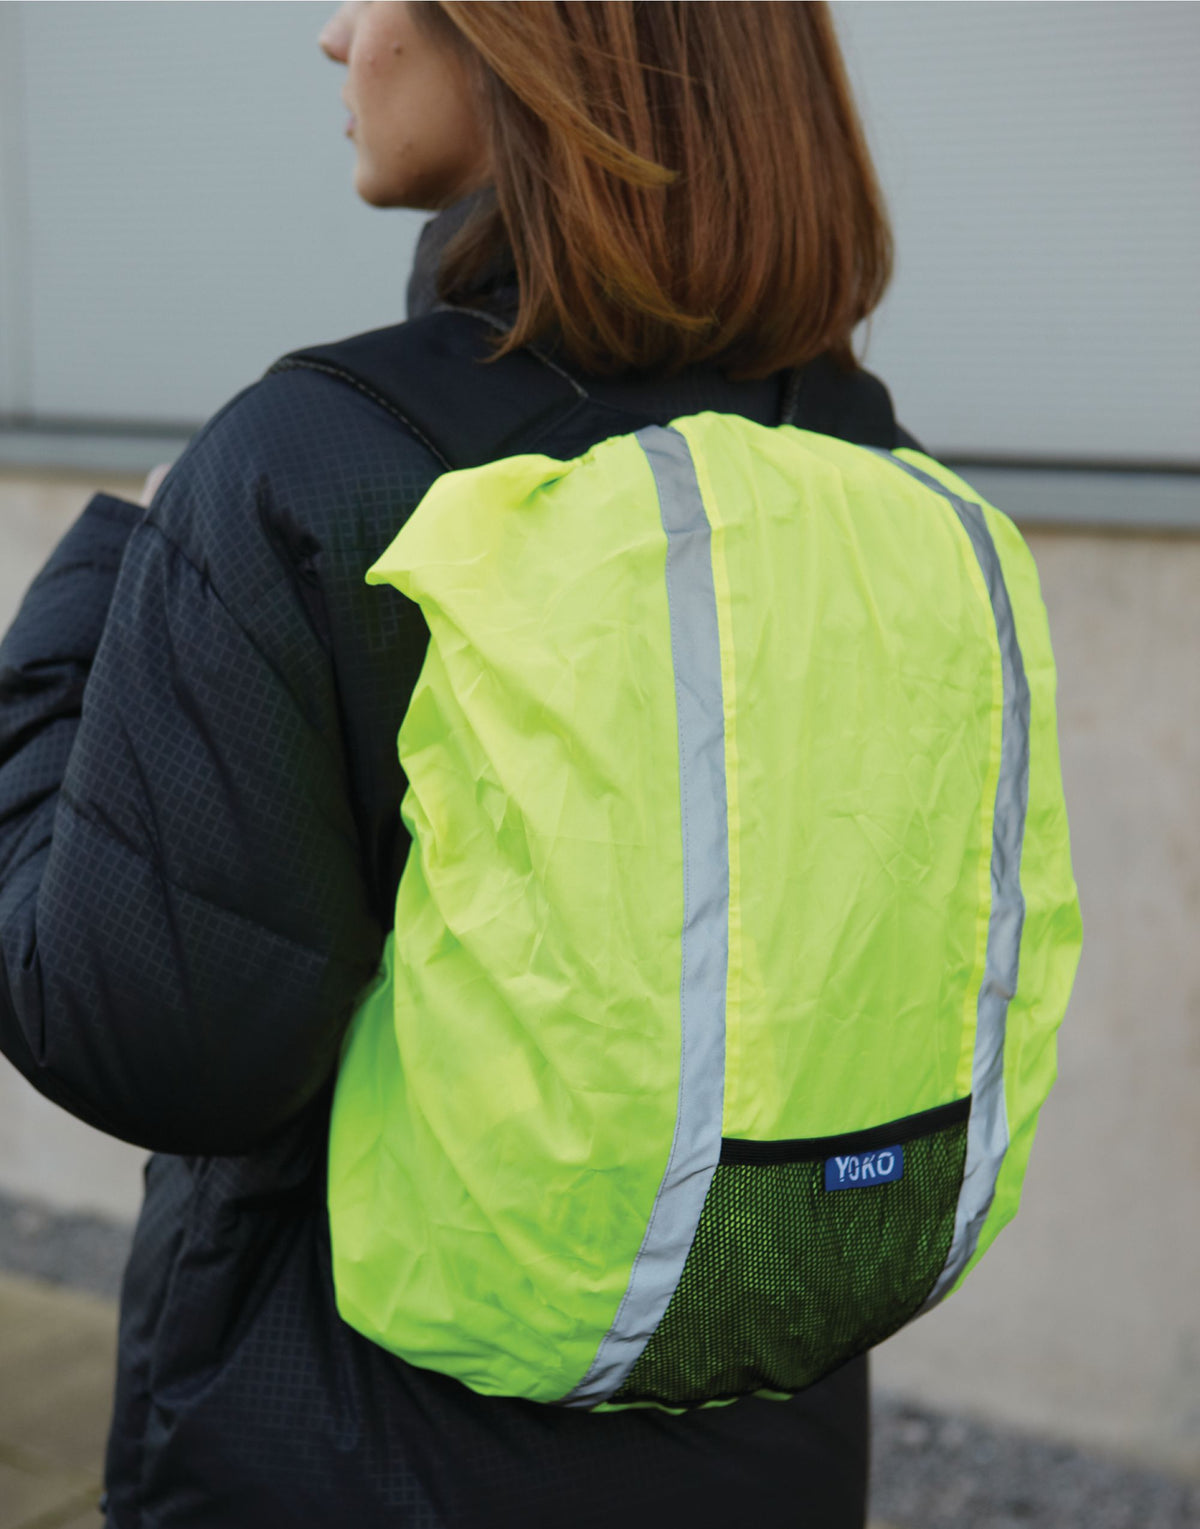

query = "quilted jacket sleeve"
[[0, 376, 420, 1155]]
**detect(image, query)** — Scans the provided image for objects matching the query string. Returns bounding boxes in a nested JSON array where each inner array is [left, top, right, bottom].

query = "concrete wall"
[[873, 528, 1200, 1480], [2, 471, 1199, 1475]]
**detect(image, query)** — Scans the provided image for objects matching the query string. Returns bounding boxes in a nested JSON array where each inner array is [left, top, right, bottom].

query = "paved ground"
[[1, 1191, 1197, 1529], [0, 1272, 113, 1529]]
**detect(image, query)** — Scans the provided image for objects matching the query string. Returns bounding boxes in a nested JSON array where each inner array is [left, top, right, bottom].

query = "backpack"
[[280, 310, 1082, 1411]]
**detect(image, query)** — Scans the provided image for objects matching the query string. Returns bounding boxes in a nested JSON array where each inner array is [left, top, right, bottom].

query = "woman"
[[0, 4, 909, 1524]]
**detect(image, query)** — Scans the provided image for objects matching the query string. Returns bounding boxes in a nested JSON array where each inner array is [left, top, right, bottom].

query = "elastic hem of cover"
[[719, 1097, 971, 1165]]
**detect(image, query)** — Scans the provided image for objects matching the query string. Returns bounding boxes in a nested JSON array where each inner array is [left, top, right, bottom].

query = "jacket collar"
[[400, 191, 902, 450], [405, 188, 518, 324]]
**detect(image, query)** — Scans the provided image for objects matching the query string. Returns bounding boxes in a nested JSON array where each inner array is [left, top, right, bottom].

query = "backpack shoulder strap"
[[779, 353, 901, 449], [269, 304, 912, 463], [267, 306, 654, 470]]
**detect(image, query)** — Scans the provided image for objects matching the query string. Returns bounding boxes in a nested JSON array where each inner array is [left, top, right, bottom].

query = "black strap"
[[269, 306, 903, 467], [268, 307, 632, 470], [779, 353, 899, 448]]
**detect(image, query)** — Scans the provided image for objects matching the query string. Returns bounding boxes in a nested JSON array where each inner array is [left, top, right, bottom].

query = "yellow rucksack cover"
[[328, 416, 1082, 1409]]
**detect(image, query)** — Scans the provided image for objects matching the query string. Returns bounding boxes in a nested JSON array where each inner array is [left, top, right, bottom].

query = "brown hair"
[[416, 1, 891, 380]]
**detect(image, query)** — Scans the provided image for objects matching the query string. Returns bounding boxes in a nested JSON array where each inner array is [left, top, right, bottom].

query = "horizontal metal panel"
[[949, 465, 1200, 535], [4, 423, 1195, 535], [0, 424, 195, 477]]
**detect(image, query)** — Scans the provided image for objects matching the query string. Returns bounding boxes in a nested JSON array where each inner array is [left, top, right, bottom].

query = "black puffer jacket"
[[0, 209, 917, 1529]]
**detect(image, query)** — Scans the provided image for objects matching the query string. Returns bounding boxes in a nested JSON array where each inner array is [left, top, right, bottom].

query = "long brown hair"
[[415, 1, 891, 379]]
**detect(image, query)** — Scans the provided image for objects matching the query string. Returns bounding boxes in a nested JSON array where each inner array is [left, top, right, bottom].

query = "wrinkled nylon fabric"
[[870, 449, 1029, 1309], [327, 417, 1081, 1405], [331, 441, 686, 1402], [563, 426, 729, 1407], [893, 450, 1082, 1293], [674, 420, 1001, 1140]]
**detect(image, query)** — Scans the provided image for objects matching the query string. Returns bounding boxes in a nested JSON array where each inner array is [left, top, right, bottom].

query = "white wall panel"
[[0, 4, 32, 416], [834, 2, 1200, 462], [17, 1, 425, 424]]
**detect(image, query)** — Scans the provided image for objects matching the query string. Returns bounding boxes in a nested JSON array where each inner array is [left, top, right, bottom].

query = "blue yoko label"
[[824, 1144, 904, 1191]]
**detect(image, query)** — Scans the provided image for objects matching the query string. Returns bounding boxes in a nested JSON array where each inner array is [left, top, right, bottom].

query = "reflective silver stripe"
[[873, 451, 1030, 1308], [562, 424, 729, 1406]]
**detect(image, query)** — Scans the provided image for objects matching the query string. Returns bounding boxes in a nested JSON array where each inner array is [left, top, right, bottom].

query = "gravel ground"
[[871, 1394, 1200, 1528], [1, 1189, 1197, 1527], [0, 1188, 133, 1300]]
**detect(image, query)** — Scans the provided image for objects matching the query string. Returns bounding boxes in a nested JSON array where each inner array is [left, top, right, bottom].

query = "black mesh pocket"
[[613, 1097, 970, 1408]]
